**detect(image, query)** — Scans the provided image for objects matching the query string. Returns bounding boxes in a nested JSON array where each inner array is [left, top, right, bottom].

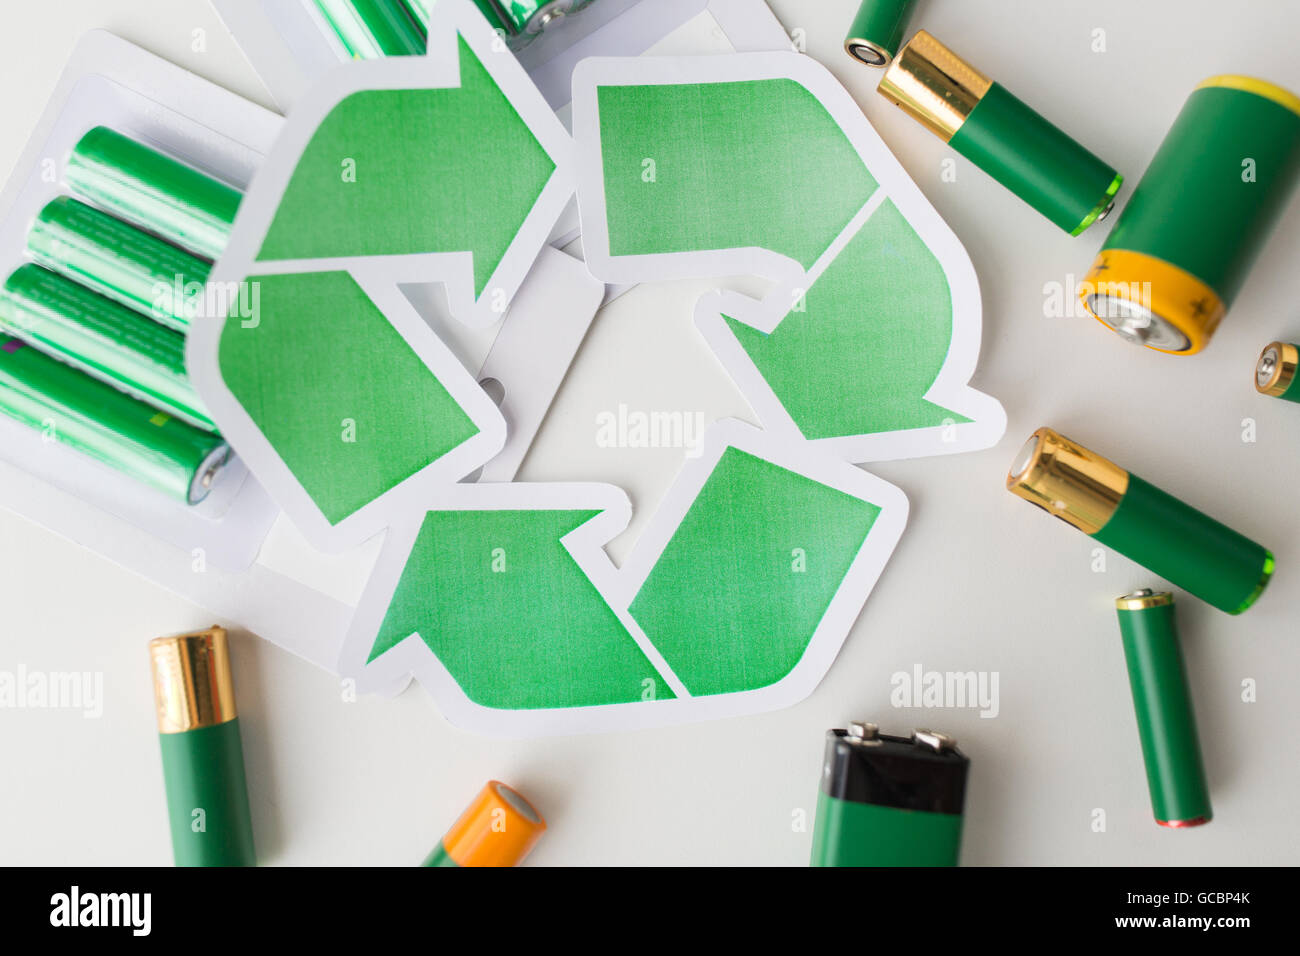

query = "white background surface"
[[2, 0, 1299, 865]]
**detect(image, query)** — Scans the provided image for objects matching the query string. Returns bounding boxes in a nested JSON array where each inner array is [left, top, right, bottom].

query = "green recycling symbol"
[[188, 0, 1003, 735]]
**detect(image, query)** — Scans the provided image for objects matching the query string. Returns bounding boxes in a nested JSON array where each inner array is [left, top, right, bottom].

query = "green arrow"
[[723, 200, 967, 436], [255, 34, 556, 297], [367, 508, 675, 709], [626, 447, 882, 696], [596, 78, 876, 268]]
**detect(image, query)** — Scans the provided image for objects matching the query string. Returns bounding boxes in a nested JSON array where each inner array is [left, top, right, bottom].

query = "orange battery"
[[422, 781, 546, 867]]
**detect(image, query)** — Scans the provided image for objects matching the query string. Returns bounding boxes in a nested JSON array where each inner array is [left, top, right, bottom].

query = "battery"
[[0, 335, 229, 505], [65, 127, 241, 263], [26, 197, 210, 332], [1255, 341, 1300, 402], [405, 0, 599, 52], [1114, 590, 1212, 828], [150, 627, 257, 866], [1007, 426, 1273, 615], [1080, 77, 1300, 354], [0, 264, 216, 431], [811, 723, 969, 867], [314, 0, 426, 58], [422, 780, 547, 867], [844, 0, 916, 68], [878, 30, 1122, 235]]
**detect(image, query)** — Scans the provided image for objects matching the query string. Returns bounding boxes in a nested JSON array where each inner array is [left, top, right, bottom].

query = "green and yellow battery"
[[844, 0, 916, 68], [422, 780, 546, 867], [1080, 77, 1300, 354], [150, 627, 257, 866], [314, 0, 426, 58], [878, 30, 1122, 235], [1114, 590, 1212, 828], [0, 264, 216, 432], [65, 127, 242, 262], [1007, 427, 1273, 615], [0, 335, 228, 504], [811, 723, 968, 867], [27, 197, 210, 332], [404, 0, 599, 52], [1255, 341, 1300, 402]]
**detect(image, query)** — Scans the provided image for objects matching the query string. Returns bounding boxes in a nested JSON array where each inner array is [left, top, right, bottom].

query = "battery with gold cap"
[[878, 30, 1123, 235], [1006, 427, 1273, 615], [149, 627, 257, 867], [422, 780, 547, 867], [1256, 341, 1300, 402], [1114, 590, 1212, 829], [1080, 77, 1300, 354]]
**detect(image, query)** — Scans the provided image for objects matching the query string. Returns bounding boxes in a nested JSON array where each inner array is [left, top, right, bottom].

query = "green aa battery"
[[65, 127, 242, 263], [150, 627, 257, 867], [1081, 78, 1300, 355], [27, 197, 210, 333], [313, 0, 426, 58], [1257, 341, 1300, 402], [844, 0, 916, 68], [1115, 590, 1212, 828], [811, 724, 968, 867], [879, 30, 1122, 235], [0, 265, 215, 432], [0, 335, 228, 504], [1007, 427, 1273, 615], [404, 0, 599, 51]]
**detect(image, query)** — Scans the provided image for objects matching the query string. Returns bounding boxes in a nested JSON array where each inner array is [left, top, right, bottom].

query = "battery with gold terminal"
[[1007, 427, 1273, 615], [1256, 341, 1300, 402], [149, 627, 257, 867], [878, 30, 1122, 235], [811, 724, 969, 867], [1114, 590, 1212, 829], [422, 780, 547, 867]]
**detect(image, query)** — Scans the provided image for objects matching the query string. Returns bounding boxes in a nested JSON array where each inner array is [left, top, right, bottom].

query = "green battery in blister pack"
[[811, 724, 969, 867], [314, 0, 427, 58], [1114, 590, 1212, 829], [65, 126, 242, 262], [0, 264, 215, 431], [0, 334, 228, 505], [27, 197, 210, 332], [403, 0, 600, 51]]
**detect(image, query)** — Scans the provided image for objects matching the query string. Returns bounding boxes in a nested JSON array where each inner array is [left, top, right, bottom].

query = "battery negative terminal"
[[847, 721, 880, 743]]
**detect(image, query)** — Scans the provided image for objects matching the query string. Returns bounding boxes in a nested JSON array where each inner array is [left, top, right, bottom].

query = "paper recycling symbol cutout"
[[188, 0, 1005, 736]]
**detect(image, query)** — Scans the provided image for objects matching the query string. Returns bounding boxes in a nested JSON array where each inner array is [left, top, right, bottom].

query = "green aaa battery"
[[1081, 78, 1300, 354], [811, 724, 968, 867], [1256, 341, 1300, 402], [313, 0, 426, 58], [404, 0, 599, 51], [0, 335, 228, 504], [150, 627, 257, 867], [879, 30, 1122, 235], [1007, 427, 1273, 615], [65, 127, 242, 263], [0, 265, 215, 431], [844, 0, 916, 68], [27, 197, 209, 332], [1115, 590, 1212, 828]]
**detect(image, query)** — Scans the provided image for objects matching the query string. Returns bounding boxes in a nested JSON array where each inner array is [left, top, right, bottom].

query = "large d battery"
[[811, 723, 969, 867]]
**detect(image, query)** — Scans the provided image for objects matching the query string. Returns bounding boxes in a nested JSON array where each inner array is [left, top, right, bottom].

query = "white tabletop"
[[2, 0, 1298, 865]]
